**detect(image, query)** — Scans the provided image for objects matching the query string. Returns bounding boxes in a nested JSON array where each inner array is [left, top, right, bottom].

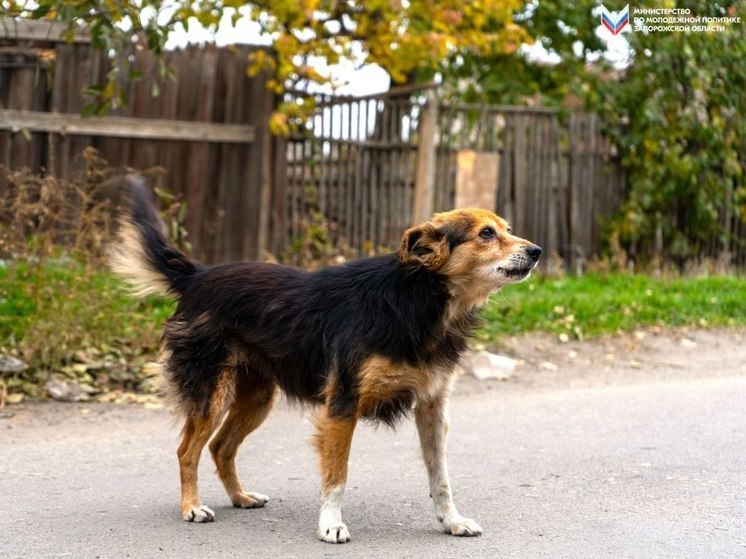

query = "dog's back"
[[112, 180, 472, 421]]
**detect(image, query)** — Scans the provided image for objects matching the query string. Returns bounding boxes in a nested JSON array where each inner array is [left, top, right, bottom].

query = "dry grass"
[[0, 149, 183, 404]]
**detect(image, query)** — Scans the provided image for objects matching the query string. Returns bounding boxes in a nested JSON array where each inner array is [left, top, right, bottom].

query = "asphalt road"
[[1, 366, 745, 558]]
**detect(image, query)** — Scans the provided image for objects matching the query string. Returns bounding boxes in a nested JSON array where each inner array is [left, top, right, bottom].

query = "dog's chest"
[[356, 356, 455, 422]]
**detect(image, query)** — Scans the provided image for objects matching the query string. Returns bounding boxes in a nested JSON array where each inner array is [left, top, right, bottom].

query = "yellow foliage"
[[12, 0, 530, 124], [237, 0, 529, 89], [269, 111, 290, 136]]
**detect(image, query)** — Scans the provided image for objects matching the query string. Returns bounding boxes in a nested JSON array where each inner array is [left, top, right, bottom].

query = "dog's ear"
[[396, 223, 449, 270]]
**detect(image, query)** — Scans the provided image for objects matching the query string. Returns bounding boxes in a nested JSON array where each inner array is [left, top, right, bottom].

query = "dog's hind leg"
[[177, 369, 234, 523], [178, 411, 222, 523], [209, 373, 277, 509], [415, 391, 482, 537], [313, 405, 357, 543]]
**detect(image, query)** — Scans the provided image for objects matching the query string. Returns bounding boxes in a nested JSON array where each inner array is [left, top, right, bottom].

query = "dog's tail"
[[110, 177, 202, 297]]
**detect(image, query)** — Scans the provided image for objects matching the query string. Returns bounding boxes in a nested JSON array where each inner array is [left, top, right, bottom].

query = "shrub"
[[0, 149, 182, 403]]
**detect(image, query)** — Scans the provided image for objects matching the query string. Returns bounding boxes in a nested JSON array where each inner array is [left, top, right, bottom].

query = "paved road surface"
[[1, 366, 745, 558]]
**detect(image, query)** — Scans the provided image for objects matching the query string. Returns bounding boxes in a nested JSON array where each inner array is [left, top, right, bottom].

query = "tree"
[[591, 1, 746, 265], [3, 0, 530, 132], [440, 0, 745, 266], [437, 0, 606, 106]]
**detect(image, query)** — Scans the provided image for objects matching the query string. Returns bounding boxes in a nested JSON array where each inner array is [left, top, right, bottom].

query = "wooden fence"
[[0, 17, 278, 263], [3, 21, 741, 268], [290, 92, 746, 270], [281, 85, 426, 256], [286, 90, 628, 270], [432, 103, 627, 271]]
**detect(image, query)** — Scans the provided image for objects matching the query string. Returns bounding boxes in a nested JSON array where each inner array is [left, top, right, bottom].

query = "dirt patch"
[[3, 328, 745, 423], [455, 327, 746, 395]]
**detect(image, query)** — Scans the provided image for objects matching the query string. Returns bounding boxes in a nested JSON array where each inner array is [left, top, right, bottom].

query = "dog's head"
[[397, 208, 541, 308]]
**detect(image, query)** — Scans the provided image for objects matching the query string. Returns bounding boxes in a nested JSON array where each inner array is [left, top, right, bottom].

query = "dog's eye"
[[507, 226, 513, 234], [478, 227, 496, 240]]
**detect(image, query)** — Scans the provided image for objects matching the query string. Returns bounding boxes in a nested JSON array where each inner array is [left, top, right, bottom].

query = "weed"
[[0, 149, 186, 403]]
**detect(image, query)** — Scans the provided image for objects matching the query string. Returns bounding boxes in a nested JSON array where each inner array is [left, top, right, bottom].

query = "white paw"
[[442, 516, 482, 537], [183, 505, 215, 523], [317, 522, 351, 543], [232, 491, 269, 509]]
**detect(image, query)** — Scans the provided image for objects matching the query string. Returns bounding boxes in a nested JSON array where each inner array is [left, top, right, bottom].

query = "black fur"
[[119, 181, 479, 424], [440, 220, 472, 252], [126, 179, 203, 295]]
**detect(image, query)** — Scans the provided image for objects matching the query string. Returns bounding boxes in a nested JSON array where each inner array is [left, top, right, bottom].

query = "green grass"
[[479, 273, 746, 342], [0, 261, 175, 395], [1, 262, 744, 398], [0, 261, 174, 349]]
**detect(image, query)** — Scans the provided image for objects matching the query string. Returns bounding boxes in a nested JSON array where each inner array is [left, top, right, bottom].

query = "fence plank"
[[412, 92, 438, 224], [0, 41, 274, 265], [0, 109, 256, 143], [0, 17, 90, 43]]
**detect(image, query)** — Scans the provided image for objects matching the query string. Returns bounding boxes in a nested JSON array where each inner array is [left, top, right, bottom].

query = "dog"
[[110, 178, 541, 543]]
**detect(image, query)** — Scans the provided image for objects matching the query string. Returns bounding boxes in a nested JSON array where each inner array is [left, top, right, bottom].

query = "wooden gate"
[[279, 85, 430, 259], [288, 91, 628, 270], [430, 103, 627, 270]]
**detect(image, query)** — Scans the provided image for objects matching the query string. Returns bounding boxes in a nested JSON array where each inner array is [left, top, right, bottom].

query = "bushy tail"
[[110, 177, 202, 297]]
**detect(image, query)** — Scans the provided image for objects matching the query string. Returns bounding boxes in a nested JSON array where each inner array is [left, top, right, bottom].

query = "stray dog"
[[110, 178, 541, 543]]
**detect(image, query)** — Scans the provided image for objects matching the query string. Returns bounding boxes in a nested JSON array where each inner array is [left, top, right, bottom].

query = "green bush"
[[589, 2, 745, 264], [0, 260, 175, 399], [0, 150, 184, 402]]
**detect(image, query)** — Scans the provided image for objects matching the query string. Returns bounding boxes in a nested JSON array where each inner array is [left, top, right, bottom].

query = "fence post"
[[256, 119, 273, 260], [412, 91, 438, 224], [269, 132, 288, 258]]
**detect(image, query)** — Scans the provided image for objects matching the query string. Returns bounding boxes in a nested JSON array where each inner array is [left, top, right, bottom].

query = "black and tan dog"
[[111, 179, 541, 543]]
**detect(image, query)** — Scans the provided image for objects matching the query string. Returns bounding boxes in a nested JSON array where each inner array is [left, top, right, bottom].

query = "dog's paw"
[[183, 505, 215, 523], [317, 522, 351, 544], [442, 516, 482, 537], [232, 491, 269, 509]]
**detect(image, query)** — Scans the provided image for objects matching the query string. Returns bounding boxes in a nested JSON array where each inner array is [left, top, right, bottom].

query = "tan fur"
[[313, 407, 358, 493], [404, 208, 537, 317], [397, 223, 451, 270], [109, 219, 171, 296], [356, 355, 451, 418], [176, 368, 235, 519], [209, 377, 277, 507], [178, 412, 221, 518]]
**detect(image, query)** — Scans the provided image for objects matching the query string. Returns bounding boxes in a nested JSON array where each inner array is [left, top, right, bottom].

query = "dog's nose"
[[526, 245, 542, 262]]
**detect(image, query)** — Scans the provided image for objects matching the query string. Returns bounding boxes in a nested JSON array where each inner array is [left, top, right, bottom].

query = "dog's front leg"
[[415, 394, 482, 537], [313, 406, 357, 543]]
